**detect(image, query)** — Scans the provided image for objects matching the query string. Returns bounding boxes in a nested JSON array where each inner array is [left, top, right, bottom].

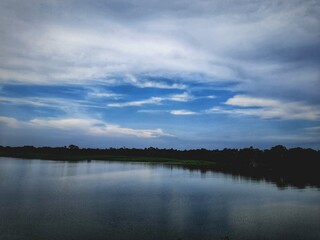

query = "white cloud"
[[206, 95, 216, 99], [107, 92, 192, 107], [107, 97, 163, 107], [87, 88, 122, 99], [0, 96, 105, 115], [138, 109, 199, 116], [30, 118, 97, 130], [0, 116, 172, 138], [89, 92, 121, 98], [0, 20, 212, 85], [89, 125, 171, 138], [0, 96, 53, 108], [170, 110, 197, 115], [207, 95, 320, 120], [169, 92, 192, 102], [225, 95, 278, 107], [137, 110, 166, 114], [125, 74, 186, 89], [0, 0, 319, 104]]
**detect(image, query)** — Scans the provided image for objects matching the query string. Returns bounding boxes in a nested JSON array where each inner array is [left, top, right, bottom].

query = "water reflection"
[[0, 157, 319, 240], [162, 164, 320, 189]]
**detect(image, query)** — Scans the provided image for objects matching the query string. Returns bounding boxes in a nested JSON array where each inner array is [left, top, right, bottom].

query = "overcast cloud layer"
[[0, 0, 319, 149]]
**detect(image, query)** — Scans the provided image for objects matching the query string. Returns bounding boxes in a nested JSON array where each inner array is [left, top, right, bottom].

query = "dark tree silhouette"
[[68, 144, 79, 150], [0, 144, 319, 188]]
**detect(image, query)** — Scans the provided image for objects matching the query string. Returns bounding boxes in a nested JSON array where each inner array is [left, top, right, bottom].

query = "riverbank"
[[0, 150, 214, 166], [1, 145, 319, 188]]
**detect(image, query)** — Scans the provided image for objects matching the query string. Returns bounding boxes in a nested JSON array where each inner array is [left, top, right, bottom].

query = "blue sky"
[[0, 0, 319, 149]]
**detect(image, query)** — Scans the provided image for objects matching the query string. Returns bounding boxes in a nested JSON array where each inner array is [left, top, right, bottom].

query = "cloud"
[[207, 95, 320, 120], [107, 92, 192, 107], [170, 110, 197, 115], [0, 18, 212, 85], [0, 116, 19, 128], [0, 0, 318, 112], [88, 92, 121, 98], [138, 109, 199, 116], [225, 95, 278, 107], [2, 0, 318, 103], [125, 74, 186, 89], [107, 97, 163, 107], [0, 96, 55, 108], [0, 0, 319, 148], [89, 124, 171, 138], [0, 96, 106, 116], [168, 92, 192, 102], [137, 110, 166, 114], [304, 126, 320, 132], [1, 116, 172, 138], [85, 86, 123, 99]]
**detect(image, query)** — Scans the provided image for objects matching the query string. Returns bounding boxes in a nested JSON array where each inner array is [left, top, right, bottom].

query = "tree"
[[68, 144, 79, 150]]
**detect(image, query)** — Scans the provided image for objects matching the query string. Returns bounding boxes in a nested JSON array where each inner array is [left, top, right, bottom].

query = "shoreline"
[[1, 148, 319, 189]]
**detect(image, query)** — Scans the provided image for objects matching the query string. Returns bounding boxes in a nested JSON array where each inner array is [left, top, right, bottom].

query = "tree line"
[[0, 145, 319, 188]]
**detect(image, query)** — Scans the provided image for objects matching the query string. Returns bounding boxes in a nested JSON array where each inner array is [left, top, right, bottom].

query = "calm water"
[[0, 157, 319, 240]]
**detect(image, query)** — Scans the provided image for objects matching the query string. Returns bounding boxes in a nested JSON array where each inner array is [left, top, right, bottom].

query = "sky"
[[0, 0, 319, 149]]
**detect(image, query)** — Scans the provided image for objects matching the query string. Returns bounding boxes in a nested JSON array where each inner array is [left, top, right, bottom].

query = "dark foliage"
[[0, 145, 319, 188]]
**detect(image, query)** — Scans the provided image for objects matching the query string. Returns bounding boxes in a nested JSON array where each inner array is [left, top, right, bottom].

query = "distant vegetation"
[[0, 145, 319, 188]]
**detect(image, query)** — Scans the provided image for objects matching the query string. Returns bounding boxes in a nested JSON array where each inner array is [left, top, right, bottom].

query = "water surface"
[[0, 157, 319, 240]]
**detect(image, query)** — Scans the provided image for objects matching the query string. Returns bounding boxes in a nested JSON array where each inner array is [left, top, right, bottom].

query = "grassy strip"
[[0, 153, 215, 167]]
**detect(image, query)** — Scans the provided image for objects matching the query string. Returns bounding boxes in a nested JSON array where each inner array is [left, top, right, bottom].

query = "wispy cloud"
[[107, 92, 192, 107], [137, 110, 166, 114], [138, 109, 199, 116], [86, 88, 122, 99], [170, 110, 197, 115], [107, 97, 163, 107], [0, 0, 319, 111], [2, 0, 318, 103], [0, 20, 211, 85], [225, 95, 278, 108], [304, 126, 320, 132], [168, 92, 192, 102], [125, 74, 186, 89], [0, 96, 105, 114], [0, 116, 172, 138], [207, 95, 320, 120]]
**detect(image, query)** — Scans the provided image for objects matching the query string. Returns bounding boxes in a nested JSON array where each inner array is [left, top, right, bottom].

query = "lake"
[[0, 157, 319, 240]]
